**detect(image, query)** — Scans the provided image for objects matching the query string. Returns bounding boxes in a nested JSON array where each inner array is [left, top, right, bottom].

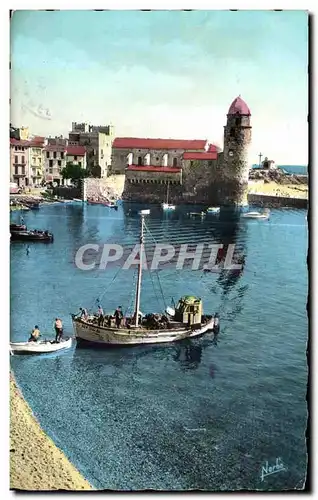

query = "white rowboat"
[[242, 210, 270, 220], [10, 337, 72, 354]]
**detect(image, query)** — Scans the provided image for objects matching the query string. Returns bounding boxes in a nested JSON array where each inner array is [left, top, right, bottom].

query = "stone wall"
[[52, 186, 81, 199], [248, 193, 308, 208], [86, 175, 125, 200], [122, 158, 248, 206]]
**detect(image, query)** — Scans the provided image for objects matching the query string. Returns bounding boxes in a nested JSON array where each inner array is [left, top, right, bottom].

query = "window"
[[15, 167, 18, 175], [49, 159, 53, 168], [74, 155, 77, 161], [58, 160, 62, 166], [101, 150, 103, 155], [53, 152, 57, 159], [14, 146, 17, 151], [235, 117, 241, 126], [173, 158, 178, 167], [78, 162, 82, 168], [137, 156, 143, 166], [230, 128, 235, 138], [208, 160, 213, 167], [156, 157, 159, 161], [21, 147, 24, 152], [46, 151, 50, 158], [49, 168, 53, 174], [61, 152, 64, 159], [22, 167, 25, 175], [22, 156, 25, 164], [14, 155, 18, 164]]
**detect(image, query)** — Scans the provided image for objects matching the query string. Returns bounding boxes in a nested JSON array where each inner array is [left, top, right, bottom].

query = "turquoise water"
[[252, 164, 307, 175], [10, 203, 308, 490]]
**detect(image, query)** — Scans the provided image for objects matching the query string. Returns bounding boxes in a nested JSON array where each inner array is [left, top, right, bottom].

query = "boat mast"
[[133, 212, 145, 327]]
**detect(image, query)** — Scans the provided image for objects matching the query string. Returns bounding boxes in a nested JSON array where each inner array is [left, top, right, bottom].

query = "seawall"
[[247, 193, 308, 209]]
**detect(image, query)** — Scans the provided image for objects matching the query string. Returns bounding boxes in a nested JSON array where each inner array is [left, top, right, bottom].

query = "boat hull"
[[10, 337, 72, 354], [242, 213, 269, 219], [72, 317, 214, 346], [10, 231, 54, 242]]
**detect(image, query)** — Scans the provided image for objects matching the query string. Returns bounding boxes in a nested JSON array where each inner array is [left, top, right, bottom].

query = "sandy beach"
[[247, 180, 308, 199], [10, 373, 93, 491]]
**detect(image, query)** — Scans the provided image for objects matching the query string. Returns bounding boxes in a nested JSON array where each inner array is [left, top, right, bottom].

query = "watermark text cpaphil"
[[74, 242, 244, 271]]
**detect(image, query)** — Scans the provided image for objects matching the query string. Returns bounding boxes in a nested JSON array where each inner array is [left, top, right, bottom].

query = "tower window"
[[235, 117, 241, 126], [230, 128, 235, 137], [137, 156, 143, 166], [173, 158, 178, 167]]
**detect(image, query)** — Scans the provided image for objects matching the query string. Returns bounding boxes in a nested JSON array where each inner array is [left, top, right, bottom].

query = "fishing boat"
[[242, 209, 270, 220], [206, 207, 220, 214], [72, 210, 216, 346], [162, 183, 175, 211], [10, 223, 27, 232], [10, 337, 72, 355], [10, 229, 54, 242]]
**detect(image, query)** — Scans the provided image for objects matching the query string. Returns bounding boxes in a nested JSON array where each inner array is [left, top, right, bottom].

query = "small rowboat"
[[242, 210, 270, 220], [206, 207, 220, 214], [189, 211, 206, 217], [10, 337, 72, 355], [162, 203, 176, 211]]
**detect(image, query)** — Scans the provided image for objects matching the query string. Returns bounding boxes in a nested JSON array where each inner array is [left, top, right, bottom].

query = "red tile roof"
[[183, 152, 218, 160], [45, 145, 67, 152], [66, 146, 86, 156], [207, 144, 218, 152], [31, 135, 45, 143], [113, 137, 207, 150], [10, 138, 31, 147], [228, 96, 251, 115], [127, 166, 182, 173]]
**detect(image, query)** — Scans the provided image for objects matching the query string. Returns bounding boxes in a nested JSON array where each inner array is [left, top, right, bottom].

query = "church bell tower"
[[223, 96, 252, 205]]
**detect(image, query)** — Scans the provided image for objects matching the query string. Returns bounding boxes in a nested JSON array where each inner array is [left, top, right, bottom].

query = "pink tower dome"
[[228, 96, 251, 115]]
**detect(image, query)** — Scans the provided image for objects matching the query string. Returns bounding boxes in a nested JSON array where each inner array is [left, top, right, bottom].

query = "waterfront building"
[[66, 145, 87, 170], [44, 137, 68, 186], [68, 122, 114, 178], [10, 138, 31, 188], [28, 136, 46, 185]]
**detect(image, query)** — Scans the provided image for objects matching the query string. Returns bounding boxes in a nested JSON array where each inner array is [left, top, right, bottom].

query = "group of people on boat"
[[77, 305, 125, 328], [28, 318, 64, 343]]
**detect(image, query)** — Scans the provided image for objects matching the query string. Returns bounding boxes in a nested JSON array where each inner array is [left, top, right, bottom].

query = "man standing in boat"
[[54, 318, 63, 343], [114, 306, 123, 328], [97, 305, 104, 327]]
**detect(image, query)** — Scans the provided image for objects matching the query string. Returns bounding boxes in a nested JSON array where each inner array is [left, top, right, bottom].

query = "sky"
[[10, 10, 308, 165]]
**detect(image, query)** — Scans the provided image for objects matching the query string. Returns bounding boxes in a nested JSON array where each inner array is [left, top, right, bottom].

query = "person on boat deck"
[[97, 305, 104, 326], [28, 325, 41, 342], [114, 306, 123, 328], [54, 318, 63, 343], [20, 216, 24, 225], [213, 313, 220, 335], [79, 307, 88, 320]]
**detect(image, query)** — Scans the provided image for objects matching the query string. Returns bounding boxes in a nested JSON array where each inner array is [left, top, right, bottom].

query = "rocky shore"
[[10, 373, 93, 491]]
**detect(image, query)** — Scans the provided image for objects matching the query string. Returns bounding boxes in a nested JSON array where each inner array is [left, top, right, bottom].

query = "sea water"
[[10, 203, 308, 490]]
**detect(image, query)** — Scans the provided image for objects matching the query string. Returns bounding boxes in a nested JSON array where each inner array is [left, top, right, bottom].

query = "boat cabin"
[[174, 296, 203, 326]]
